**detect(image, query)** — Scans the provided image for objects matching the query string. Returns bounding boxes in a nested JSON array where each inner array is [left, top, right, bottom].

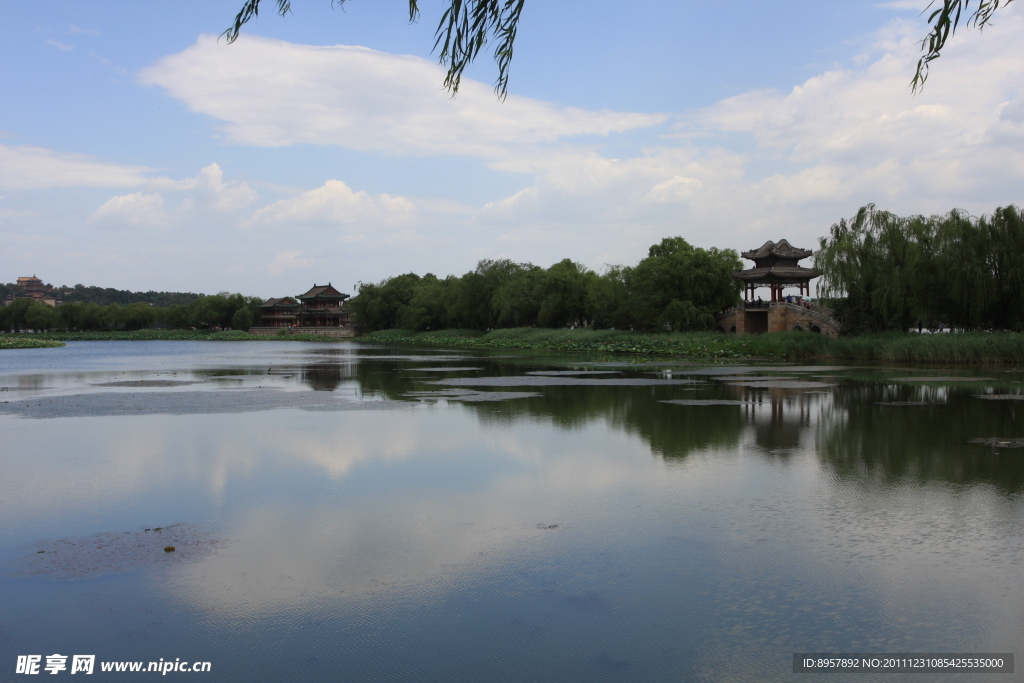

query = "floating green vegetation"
[[359, 328, 1024, 364], [0, 337, 65, 349]]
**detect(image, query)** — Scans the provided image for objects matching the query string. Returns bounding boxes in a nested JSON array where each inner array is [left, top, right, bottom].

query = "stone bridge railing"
[[716, 301, 842, 335], [770, 301, 838, 323]]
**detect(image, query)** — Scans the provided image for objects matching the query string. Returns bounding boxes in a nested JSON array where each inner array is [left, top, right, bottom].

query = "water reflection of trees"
[[471, 387, 745, 460], [817, 384, 1024, 492], [343, 355, 1024, 490], [348, 358, 743, 459], [300, 363, 352, 392]]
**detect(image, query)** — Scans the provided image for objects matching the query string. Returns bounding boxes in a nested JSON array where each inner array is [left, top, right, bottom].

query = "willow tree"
[[816, 204, 1024, 332], [981, 206, 1024, 329], [815, 205, 931, 332], [935, 206, 1024, 329]]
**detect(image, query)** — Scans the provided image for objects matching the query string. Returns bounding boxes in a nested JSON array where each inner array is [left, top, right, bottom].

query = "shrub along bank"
[[0, 337, 65, 349], [360, 328, 1024, 364]]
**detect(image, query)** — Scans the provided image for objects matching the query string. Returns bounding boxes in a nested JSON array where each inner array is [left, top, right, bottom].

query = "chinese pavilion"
[[250, 283, 355, 337], [734, 239, 818, 303], [715, 240, 840, 336]]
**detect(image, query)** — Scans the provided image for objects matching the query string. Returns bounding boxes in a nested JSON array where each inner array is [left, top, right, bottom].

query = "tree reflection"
[[346, 357, 744, 460], [339, 352, 1024, 490], [300, 363, 350, 392], [817, 382, 1024, 492]]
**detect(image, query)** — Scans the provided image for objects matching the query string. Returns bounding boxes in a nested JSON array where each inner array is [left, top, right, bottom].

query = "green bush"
[[232, 307, 255, 331], [0, 337, 65, 349]]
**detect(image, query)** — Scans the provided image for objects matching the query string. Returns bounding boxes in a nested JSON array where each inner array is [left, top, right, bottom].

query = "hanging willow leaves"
[[912, 0, 1016, 92], [223, 0, 525, 98], [224, 1, 1016, 98]]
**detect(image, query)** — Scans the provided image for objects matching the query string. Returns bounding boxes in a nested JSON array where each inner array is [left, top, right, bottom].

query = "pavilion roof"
[[733, 265, 820, 284], [741, 239, 813, 262], [259, 297, 299, 308], [297, 283, 349, 300]]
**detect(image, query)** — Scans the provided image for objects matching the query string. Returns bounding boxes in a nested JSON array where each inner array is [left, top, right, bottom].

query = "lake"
[[1, 341, 1021, 681]]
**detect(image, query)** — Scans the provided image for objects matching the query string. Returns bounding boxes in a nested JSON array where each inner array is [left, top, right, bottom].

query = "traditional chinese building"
[[17, 276, 45, 298], [716, 240, 840, 336], [255, 297, 301, 328], [249, 283, 356, 337], [4, 275, 62, 307]]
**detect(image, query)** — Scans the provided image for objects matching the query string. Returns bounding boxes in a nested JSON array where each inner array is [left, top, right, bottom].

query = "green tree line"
[[0, 293, 262, 333], [58, 284, 204, 307], [0, 282, 203, 307], [815, 204, 1024, 333], [350, 237, 742, 333]]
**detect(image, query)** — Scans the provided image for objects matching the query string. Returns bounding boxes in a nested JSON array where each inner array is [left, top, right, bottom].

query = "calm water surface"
[[1, 341, 1022, 682]]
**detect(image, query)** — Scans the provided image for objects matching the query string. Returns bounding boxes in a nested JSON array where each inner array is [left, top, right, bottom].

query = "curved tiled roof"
[[297, 283, 349, 300], [741, 239, 813, 261], [258, 297, 300, 308], [733, 266, 820, 283]]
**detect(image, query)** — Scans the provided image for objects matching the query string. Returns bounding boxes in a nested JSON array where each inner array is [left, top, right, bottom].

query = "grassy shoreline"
[[5, 328, 1024, 364], [359, 328, 1024, 364], [0, 337, 66, 349]]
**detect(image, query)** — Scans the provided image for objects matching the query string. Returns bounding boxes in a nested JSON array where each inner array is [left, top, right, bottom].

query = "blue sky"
[[2, 1, 1022, 297]]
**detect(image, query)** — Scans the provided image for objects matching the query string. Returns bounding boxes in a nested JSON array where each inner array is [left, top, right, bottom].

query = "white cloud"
[[694, 13, 1024, 175], [89, 192, 168, 229], [139, 35, 664, 159], [87, 164, 258, 230], [249, 179, 416, 229], [471, 6, 1024, 266], [46, 39, 72, 51], [643, 175, 704, 204], [150, 163, 258, 212], [267, 250, 314, 275], [0, 144, 148, 191]]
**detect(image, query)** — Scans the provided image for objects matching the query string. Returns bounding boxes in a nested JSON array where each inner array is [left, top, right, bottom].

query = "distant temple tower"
[[716, 240, 840, 336], [4, 275, 62, 307], [17, 276, 46, 298]]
